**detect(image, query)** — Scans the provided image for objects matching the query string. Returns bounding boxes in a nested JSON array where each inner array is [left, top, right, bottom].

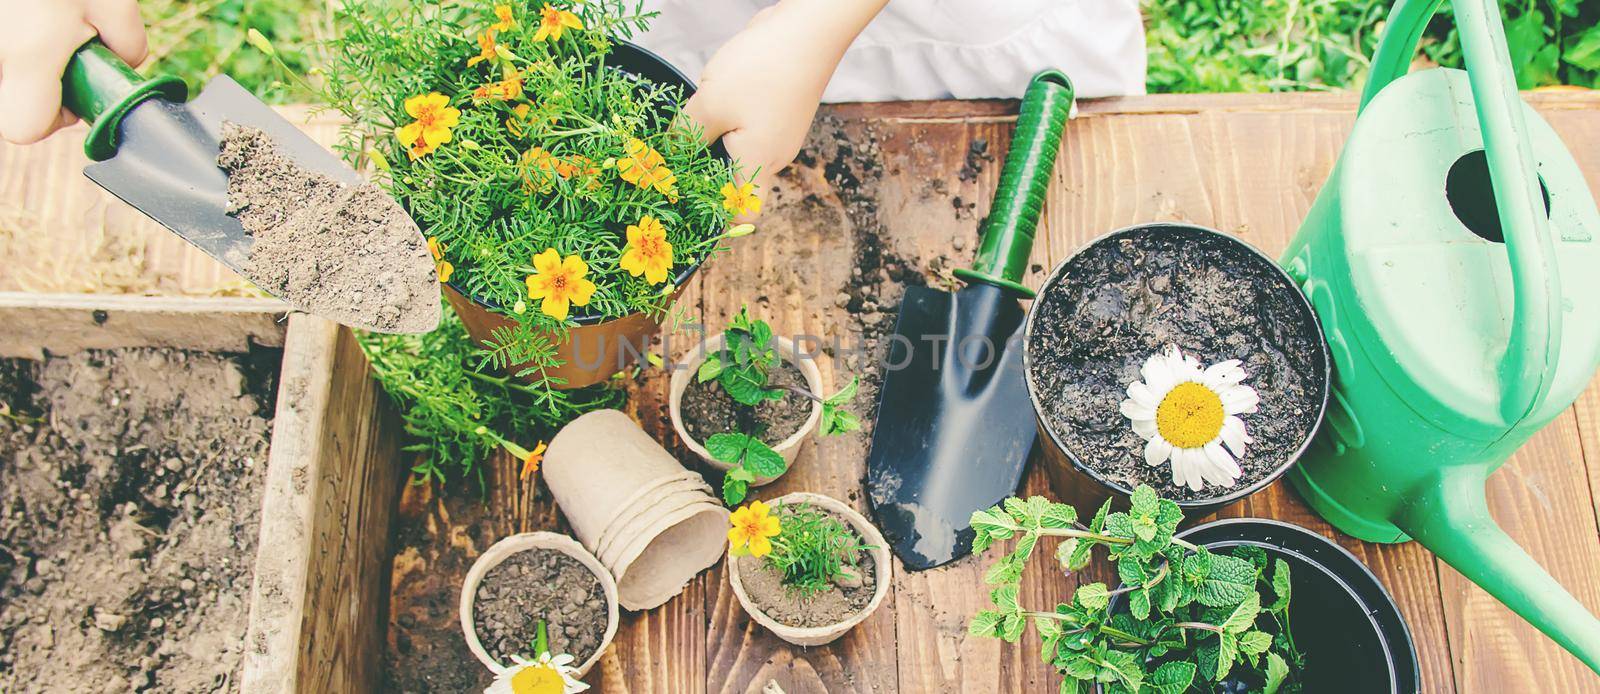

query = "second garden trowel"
[[865, 71, 1074, 570], [61, 40, 441, 334]]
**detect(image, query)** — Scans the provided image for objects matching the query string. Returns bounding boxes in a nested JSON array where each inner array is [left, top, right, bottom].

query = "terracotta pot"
[[459, 532, 619, 678], [595, 476, 715, 565], [668, 333, 824, 484], [726, 492, 892, 646], [442, 40, 725, 390], [609, 501, 730, 611], [543, 409, 694, 550]]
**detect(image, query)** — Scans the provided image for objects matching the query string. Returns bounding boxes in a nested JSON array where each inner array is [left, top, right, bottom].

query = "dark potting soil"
[[0, 348, 275, 693], [680, 357, 812, 447], [218, 123, 437, 333], [1026, 228, 1323, 501], [735, 507, 878, 628], [472, 548, 607, 667]]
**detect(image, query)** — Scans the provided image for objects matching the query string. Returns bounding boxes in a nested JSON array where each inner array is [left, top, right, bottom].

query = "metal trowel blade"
[[82, 76, 441, 334]]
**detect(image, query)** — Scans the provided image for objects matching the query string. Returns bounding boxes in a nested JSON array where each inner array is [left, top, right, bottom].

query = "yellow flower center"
[[510, 664, 565, 694], [1155, 382, 1225, 449]]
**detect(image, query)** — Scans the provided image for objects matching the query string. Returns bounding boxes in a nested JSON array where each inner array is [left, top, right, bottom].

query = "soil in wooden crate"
[[1026, 230, 1322, 500], [680, 358, 811, 446], [472, 548, 607, 666], [0, 347, 275, 693], [218, 123, 436, 333], [736, 508, 877, 628]]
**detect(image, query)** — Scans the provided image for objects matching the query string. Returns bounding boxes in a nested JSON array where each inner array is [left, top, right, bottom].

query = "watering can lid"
[[1336, 68, 1600, 431]]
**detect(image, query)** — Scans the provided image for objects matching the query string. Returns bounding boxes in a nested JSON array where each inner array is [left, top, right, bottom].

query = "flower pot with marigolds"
[[320, 0, 758, 396], [725, 493, 892, 647]]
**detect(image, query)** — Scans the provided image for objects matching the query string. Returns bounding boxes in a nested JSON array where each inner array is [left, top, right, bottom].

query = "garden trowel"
[[865, 71, 1074, 570], [60, 40, 440, 334]]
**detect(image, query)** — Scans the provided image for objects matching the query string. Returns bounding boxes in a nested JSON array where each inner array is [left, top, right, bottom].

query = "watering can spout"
[[1394, 467, 1600, 674]]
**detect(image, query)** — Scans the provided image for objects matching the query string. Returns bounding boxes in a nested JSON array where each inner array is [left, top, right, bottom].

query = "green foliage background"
[[157, 0, 1600, 105]]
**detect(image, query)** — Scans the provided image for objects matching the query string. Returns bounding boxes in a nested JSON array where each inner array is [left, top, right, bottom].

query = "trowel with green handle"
[[60, 40, 441, 334], [1282, 0, 1600, 673]]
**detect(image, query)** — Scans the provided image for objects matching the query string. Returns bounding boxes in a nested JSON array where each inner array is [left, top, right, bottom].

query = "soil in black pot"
[[680, 357, 812, 447], [1028, 227, 1323, 501], [0, 348, 275, 693], [472, 548, 607, 666], [736, 507, 877, 629]]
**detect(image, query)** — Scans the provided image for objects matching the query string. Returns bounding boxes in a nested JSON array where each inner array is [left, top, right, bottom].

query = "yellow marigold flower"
[[435, 260, 454, 283], [525, 248, 596, 321], [521, 146, 559, 192], [519, 441, 546, 481], [620, 215, 673, 285], [720, 181, 762, 216], [492, 4, 516, 31], [427, 236, 444, 261], [474, 66, 524, 101], [467, 30, 498, 67], [506, 103, 532, 137], [728, 500, 782, 558], [533, 3, 583, 42], [395, 93, 460, 160], [616, 138, 677, 198]]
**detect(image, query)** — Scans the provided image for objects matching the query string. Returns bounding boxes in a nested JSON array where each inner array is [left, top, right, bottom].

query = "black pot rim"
[[1021, 222, 1332, 510], [443, 39, 723, 327]]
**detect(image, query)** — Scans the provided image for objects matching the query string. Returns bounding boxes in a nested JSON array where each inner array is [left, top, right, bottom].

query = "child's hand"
[[0, 0, 147, 145], [683, 0, 887, 219]]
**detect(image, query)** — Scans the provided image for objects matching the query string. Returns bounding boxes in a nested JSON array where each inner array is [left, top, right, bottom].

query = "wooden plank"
[[0, 292, 288, 358]]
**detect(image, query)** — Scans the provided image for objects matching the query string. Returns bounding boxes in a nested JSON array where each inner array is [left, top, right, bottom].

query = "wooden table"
[[4, 91, 1600, 693]]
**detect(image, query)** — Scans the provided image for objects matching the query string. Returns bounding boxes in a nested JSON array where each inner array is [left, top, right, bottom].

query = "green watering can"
[[1282, 0, 1600, 673]]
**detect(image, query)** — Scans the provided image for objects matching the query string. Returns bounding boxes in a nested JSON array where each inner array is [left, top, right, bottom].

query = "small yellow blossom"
[[395, 93, 460, 160], [467, 30, 498, 67], [507, 103, 532, 137], [474, 66, 524, 101], [525, 248, 596, 321], [533, 3, 583, 42], [521, 146, 559, 192], [619, 215, 673, 285], [720, 181, 762, 216], [436, 260, 454, 283], [728, 500, 782, 557], [492, 4, 516, 31], [616, 138, 677, 199], [519, 441, 547, 481]]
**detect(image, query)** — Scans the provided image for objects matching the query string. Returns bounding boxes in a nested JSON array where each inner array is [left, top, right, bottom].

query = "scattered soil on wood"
[[218, 122, 436, 333], [1026, 226, 1324, 500], [736, 506, 877, 628], [473, 547, 607, 666], [680, 357, 811, 447], [0, 348, 275, 693]]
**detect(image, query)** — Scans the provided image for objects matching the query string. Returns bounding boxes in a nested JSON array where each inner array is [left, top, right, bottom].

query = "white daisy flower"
[[485, 651, 590, 694], [1119, 345, 1259, 491]]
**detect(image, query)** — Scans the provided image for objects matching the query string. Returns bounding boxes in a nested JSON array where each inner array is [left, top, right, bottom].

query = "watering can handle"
[[1363, 0, 1562, 423]]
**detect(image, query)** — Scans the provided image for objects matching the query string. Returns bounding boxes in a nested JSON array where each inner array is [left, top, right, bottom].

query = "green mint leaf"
[[1196, 642, 1220, 682], [1129, 587, 1152, 620], [1131, 514, 1158, 542], [718, 365, 769, 405], [1088, 498, 1111, 533], [1264, 651, 1290, 694], [1000, 611, 1026, 641], [1215, 633, 1238, 681], [1198, 554, 1256, 607], [992, 584, 1020, 611], [1014, 532, 1040, 562], [721, 478, 748, 505], [1234, 545, 1269, 574], [1074, 582, 1109, 611], [1055, 538, 1080, 570], [696, 354, 724, 382], [1104, 512, 1134, 540], [1270, 557, 1292, 611], [968, 609, 1004, 637], [984, 554, 1024, 585], [1148, 661, 1196, 694], [1100, 650, 1143, 692], [825, 376, 860, 405], [1221, 593, 1261, 633], [1130, 484, 1159, 517], [1041, 501, 1077, 529], [1062, 655, 1099, 681], [704, 432, 752, 464], [1068, 534, 1095, 571], [1034, 615, 1064, 642], [1239, 629, 1273, 656], [726, 466, 755, 483], [1116, 555, 1148, 588], [1156, 499, 1183, 533], [740, 438, 786, 477], [970, 507, 1016, 538]]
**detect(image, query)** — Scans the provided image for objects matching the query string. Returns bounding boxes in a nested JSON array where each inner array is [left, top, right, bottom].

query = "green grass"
[[163, 0, 1599, 101]]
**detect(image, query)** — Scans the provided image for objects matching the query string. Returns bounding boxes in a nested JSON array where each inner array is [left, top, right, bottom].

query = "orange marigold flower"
[[533, 3, 583, 42], [394, 93, 460, 160], [435, 260, 454, 283], [492, 4, 516, 31], [616, 138, 677, 199], [620, 215, 673, 285], [525, 248, 596, 321], [721, 181, 763, 216], [506, 103, 532, 137], [467, 30, 498, 67], [519, 441, 546, 480], [473, 66, 524, 101]]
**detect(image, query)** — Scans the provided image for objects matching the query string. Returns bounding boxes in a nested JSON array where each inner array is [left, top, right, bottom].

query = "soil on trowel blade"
[[0, 348, 275, 693], [736, 506, 877, 628], [1026, 228, 1323, 500], [680, 358, 811, 447], [472, 548, 607, 666], [218, 123, 436, 333]]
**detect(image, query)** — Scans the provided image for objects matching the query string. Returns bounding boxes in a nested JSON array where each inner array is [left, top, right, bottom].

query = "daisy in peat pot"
[[485, 651, 589, 694], [1120, 345, 1259, 491]]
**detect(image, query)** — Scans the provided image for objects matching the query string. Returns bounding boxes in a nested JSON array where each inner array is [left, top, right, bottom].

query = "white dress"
[[634, 0, 1147, 102]]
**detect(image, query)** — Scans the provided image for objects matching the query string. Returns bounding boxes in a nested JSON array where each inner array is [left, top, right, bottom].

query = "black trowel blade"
[[82, 76, 440, 334], [865, 283, 1039, 570]]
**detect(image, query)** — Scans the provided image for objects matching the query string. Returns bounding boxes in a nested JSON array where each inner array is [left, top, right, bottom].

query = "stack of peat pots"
[[544, 409, 729, 610]]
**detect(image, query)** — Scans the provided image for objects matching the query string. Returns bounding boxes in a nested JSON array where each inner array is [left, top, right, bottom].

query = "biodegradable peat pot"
[[668, 333, 825, 484], [1103, 519, 1420, 693], [445, 41, 724, 390], [459, 532, 620, 678], [1023, 224, 1330, 516], [610, 501, 730, 611], [726, 493, 892, 647], [593, 473, 711, 563], [543, 409, 697, 549]]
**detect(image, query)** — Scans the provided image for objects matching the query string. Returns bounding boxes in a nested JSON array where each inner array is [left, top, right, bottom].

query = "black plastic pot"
[[1022, 223, 1330, 516], [1102, 519, 1420, 693]]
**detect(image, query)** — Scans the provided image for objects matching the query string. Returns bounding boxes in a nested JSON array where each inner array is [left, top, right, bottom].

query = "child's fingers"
[[86, 0, 148, 66], [0, 60, 77, 144], [680, 88, 737, 146]]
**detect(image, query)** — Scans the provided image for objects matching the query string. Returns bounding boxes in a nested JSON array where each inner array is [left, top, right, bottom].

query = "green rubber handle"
[[953, 70, 1075, 298], [61, 40, 187, 161]]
